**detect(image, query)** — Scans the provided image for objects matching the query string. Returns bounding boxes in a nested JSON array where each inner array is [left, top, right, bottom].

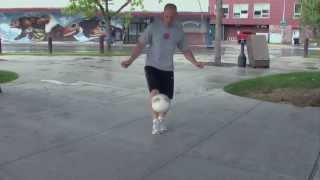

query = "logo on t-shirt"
[[163, 33, 170, 40]]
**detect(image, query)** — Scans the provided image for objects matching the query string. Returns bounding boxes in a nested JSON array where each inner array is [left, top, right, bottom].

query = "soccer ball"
[[151, 94, 171, 113]]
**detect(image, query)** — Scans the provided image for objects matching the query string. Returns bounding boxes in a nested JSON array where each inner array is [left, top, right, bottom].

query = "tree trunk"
[[304, 38, 309, 57], [214, 0, 222, 65], [105, 0, 112, 51]]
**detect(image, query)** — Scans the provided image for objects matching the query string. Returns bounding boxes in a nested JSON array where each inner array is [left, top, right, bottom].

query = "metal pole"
[[48, 37, 53, 54], [281, 0, 286, 43], [0, 38, 2, 92], [0, 38, 3, 92], [238, 40, 247, 67], [214, 0, 222, 65], [0, 38, 2, 54], [282, 0, 286, 22]]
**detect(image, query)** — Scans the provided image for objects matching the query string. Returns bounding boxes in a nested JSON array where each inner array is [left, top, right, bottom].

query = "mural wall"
[[0, 12, 122, 42]]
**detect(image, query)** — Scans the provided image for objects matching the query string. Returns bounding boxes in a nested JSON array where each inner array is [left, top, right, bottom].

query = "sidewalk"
[[0, 55, 319, 180]]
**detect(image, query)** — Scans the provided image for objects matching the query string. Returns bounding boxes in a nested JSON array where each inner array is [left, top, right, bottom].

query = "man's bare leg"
[[149, 89, 160, 119], [150, 89, 162, 134]]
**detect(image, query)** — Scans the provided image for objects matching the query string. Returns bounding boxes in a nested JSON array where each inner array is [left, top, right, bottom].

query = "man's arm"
[[177, 30, 204, 69], [182, 49, 205, 69], [121, 24, 152, 68], [121, 42, 145, 68]]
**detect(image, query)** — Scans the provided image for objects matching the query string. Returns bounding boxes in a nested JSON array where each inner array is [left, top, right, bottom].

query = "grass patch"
[[0, 70, 18, 83], [0, 51, 130, 56], [225, 71, 320, 96], [224, 71, 320, 106]]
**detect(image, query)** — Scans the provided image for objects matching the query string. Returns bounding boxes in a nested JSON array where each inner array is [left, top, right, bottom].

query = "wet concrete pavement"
[[0, 52, 319, 180]]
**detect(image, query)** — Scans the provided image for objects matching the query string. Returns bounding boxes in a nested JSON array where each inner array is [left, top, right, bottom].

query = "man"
[[121, 3, 205, 135]]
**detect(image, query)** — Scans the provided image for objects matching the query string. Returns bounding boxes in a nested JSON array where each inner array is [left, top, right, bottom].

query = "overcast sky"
[[0, 0, 208, 12]]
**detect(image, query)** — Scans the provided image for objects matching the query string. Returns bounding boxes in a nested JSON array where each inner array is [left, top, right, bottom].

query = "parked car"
[[237, 31, 255, 43]]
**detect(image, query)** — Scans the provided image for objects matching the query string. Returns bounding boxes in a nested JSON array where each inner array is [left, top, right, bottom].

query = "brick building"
[[209, 0, 301, 43]]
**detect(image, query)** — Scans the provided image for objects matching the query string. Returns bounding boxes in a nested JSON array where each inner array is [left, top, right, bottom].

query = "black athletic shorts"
[[144, 66, 174, 99]]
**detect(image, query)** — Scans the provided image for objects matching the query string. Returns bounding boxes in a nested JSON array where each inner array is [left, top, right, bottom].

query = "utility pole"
[[214, 0, 222, 65], [280, 0, 287, 43]]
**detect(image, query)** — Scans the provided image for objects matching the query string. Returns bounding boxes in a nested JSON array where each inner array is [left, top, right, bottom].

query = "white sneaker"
[[152, 119, 161, 135], [158, 118, 168, 132]]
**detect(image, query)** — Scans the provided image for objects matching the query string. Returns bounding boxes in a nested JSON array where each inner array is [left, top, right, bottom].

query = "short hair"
[[164, 3, 177, 11]]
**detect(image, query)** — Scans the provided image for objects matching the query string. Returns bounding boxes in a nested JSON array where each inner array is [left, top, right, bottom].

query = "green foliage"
[[63, 0, 163, 49], [301, 0, 320, 28], [121, 12, 133, 28], [63, 1, 160, 34], [64, 0, 163, 19], [64, 0, 145, 18], [64, 0, 100, 17]]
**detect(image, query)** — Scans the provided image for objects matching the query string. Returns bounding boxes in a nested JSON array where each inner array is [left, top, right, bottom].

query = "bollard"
[[304, 38, 309, 58], [0, 38, 2, 92], [48, 37, 53, 54], [99, 36, 105, 54], [0, 38, 2, 54], [238, 40, 247, 67]]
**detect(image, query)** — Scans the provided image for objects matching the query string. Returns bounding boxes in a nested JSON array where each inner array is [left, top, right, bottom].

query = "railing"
[[0, 36, 112, 55]]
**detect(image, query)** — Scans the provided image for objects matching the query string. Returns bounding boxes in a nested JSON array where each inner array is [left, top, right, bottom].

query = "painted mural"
[[0, 12, 118, 42]]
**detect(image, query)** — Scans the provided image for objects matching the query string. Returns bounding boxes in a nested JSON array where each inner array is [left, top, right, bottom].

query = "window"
[[213, 4, 230, 18], [233, 4, 248, 18], [182, 21, 201, 32], [129, 23, 138, 35], [254, 3, 270, 18], [294, 3, 301, 18], [223, 4, 229, 18]]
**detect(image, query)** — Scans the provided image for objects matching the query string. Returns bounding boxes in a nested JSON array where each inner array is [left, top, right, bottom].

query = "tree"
[[64, 0, 150, 51], [300, 0, 320, 55], [301, 0, 320, 42], [214, 0, 222, 65]]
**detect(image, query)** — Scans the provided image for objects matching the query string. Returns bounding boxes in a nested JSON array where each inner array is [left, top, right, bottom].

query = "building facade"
[[122, 0, 209, 45], [209, 0, 301, 43], [124, 12, 209, 45], [0, 0, 209, 45], [0, 8, 117, 42]]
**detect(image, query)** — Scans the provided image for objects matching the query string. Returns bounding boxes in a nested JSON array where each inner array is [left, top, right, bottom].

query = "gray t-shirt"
[[138, 19, 189, 71]]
